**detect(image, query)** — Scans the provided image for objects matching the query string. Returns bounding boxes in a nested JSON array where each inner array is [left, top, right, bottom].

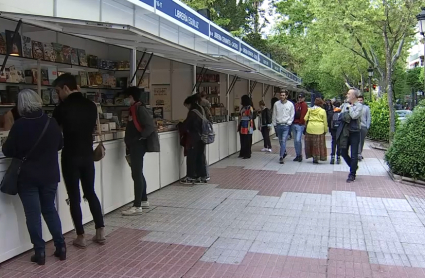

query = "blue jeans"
[[276, 124, 290, 158], [292, 124, 305, 157], [18, 183, 64, 253]]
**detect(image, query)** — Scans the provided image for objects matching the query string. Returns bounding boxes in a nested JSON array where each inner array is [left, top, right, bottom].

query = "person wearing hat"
[[292, 93, 308, 162]]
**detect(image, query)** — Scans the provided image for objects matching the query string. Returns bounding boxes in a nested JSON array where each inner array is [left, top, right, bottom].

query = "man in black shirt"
[[52, 74, 105, 248]]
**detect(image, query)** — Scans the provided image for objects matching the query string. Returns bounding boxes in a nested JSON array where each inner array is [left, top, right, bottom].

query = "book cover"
[[94, 73, 103, 86], [22, 36, 33, 58], [41, 69, 49, 85], [32, 41, 44, 60], [77, 49, 87, 66], [52, 43, 64, 63], [47, 67, 57, 84], [31, 69, 38, 84], [88, 72, 96, 86], [41, 89, 51, 105], [102, 73, 109, 86], [24, 70, 33, 84], [0, 33, 6, 55], [62, 45, 72, 64], [51, 89, 60, 105], [70, 48, 79, 65], [43, 43, 55, 62], [87, 55, 98, 68], [0, 70, 6, 83], [5, 30, 23, 57]]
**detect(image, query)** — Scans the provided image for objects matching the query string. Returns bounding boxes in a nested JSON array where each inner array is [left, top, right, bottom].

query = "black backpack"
[[331, 112, 341, 129], [192, 107, 215, 144]]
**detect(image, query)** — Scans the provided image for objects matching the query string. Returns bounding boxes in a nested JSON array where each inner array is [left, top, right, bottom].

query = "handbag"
[[0, 118, 50, 195], [93, 110, 105, 161]]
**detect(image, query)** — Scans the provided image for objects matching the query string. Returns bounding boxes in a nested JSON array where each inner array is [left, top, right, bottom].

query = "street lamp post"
[[367, 66, 374, 101], [417, 7, 425, 96], [358, 81, 362, 92]]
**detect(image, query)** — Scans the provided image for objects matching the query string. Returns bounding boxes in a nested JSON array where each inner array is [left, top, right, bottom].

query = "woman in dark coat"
[[180, 94, 208, 184], [238, 95, 255, 159], [2, 89, 66, 265]]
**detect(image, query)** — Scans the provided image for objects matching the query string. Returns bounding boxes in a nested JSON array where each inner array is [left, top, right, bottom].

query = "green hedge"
[[368, 94, 392, 142], [385, 104, 425, 180]]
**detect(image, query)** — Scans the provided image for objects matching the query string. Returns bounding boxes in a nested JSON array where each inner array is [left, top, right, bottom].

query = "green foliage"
[[385, 104, 425, 180], [406, 67, 424, 92], [368, 94, 392, 142]]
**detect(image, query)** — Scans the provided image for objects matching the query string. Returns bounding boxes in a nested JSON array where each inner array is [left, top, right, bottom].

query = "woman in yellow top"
[[304, 98, 328, 164]]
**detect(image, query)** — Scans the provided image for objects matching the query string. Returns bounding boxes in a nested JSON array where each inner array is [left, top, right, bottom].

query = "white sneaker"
[[141, 201, 150, 209], [261, 148, 268, 152], [121, 207, 143, 216], [268, 149, 272, 153]]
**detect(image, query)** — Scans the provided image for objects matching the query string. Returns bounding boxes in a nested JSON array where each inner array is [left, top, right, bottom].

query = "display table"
[[0, 119, 270, 263]]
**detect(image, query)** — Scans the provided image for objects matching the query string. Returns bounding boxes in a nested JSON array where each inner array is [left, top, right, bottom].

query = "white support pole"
[[130, 48, 137, 86], [227, 74, 230, 120], [262, 83, 265, 100], [248, 80, 251, 98], [193, 64, 197, 94]]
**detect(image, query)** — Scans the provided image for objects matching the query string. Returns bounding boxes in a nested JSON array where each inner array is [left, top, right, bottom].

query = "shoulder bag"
[[0, 118, 50, 195], [93, 110, 106, 161]]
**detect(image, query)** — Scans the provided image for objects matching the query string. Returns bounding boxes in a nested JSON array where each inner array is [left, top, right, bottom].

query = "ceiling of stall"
[[0, 12, 301, 89]]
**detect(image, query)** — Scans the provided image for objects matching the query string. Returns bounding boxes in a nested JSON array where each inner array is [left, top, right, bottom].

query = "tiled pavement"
[[2, 137, 425, 277]]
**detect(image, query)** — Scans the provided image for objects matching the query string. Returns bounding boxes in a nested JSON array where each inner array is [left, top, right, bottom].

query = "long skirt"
[[305, 133, 327, 161]]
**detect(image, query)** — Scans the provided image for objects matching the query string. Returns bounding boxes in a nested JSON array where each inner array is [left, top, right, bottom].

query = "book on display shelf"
[[62, 45, 72, 64], [22, 36, 32, 58], [41, 89, 51, 105], [43, 43, 55, 62], [41, 69, 49, 85], [32, 41, 44, 60], [78, 49, 88, 67], [70, 48, 79, 65], [52, 43, 64, 63]]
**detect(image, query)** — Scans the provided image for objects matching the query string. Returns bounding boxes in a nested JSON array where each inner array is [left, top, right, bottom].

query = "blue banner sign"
[[240, 42, 259, 61], [155, 0, 209, 36], [209, 25, 240, 52], [259, 55, 271, 68], [141, 0, 155, 7], [272, 63, 280, 72]]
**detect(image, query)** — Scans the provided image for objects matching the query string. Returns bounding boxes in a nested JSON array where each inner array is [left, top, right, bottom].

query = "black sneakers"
[[279, 157, 284, 164], [346, 174, 356, 183]]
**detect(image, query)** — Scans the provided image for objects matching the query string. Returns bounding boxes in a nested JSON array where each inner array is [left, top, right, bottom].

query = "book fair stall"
[[0, 0, 302, 263]]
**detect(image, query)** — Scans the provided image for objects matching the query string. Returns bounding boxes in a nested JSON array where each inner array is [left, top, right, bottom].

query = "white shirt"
[[272, 100, 295, 126]]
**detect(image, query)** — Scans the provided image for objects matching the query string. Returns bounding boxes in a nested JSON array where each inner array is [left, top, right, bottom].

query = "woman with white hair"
[[2, 89, 66, 265]]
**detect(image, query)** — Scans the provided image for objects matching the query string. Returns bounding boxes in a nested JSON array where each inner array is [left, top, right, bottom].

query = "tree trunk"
[[385, 47, 396, 141]]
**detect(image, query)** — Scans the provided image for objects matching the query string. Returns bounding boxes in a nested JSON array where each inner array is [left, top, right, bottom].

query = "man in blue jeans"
[[272, 91, 295, 164], [292, 93, 308, 162]]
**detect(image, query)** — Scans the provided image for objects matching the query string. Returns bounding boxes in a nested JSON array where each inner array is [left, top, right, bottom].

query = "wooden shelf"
[[198, 82, 220, 86]]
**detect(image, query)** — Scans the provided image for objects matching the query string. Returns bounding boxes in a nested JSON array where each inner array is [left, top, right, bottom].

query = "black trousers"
[[62, 155, 104, 235], [239, 134, 252, 158], [187, 140, 207, 179], [261, 126, 271, 149], [129, 140, 148, 207], [330, 129, 340, 157], [341, 132, 361, 176]]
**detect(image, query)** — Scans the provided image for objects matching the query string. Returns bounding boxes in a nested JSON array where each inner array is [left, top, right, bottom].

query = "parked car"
[[396, 110, 412, 123]]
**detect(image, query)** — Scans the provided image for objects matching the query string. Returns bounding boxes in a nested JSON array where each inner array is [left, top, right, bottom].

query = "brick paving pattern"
[[2, 137, 425, 277]]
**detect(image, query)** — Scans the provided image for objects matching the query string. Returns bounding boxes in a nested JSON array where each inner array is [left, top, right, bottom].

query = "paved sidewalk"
[[2, 136, 425, 278]]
